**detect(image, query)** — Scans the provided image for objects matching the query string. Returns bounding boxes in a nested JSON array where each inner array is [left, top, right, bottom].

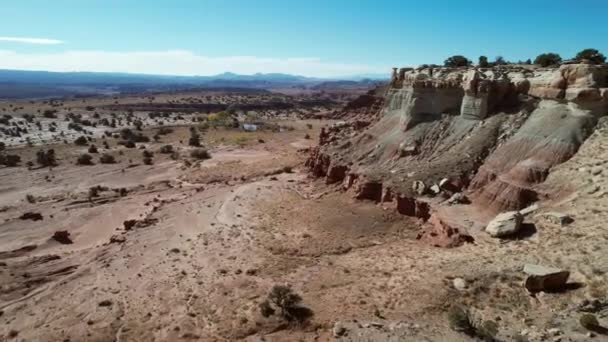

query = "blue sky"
[[1, 0, 607, 77]]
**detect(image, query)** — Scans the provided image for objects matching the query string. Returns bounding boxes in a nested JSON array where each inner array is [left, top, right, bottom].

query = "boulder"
[[523, 264, 570, 293], [453, 278, 467, 291], [398, 141, 418, 157], [438, 178, 459, 192], [485, 211, 523, 237], [333, 322, 347, 337], [519, 203, 539, 216], [429, 184, 441, 195], [446, 193, 468, 205], [412, 181, 426, 195], [417, 214, 474, 248]]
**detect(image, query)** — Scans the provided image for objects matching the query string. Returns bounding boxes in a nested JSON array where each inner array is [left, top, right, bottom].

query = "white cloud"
[[0, 49, 388, 78], [0, 37, 64, 45]]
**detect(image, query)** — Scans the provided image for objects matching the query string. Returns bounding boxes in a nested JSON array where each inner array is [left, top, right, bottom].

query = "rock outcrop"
[[307, 63, 608, 247]]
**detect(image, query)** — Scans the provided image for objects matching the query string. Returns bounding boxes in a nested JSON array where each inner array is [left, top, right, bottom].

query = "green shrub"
[[444, 55, 471, 67], [76, 153, 94, 165], [259, 285, 312, 323], [74, 136, 88, 146], [448, 306, 474, 335], [118, 140, 136, 148], [99, 154, 116, 164], [188, 133, 201, 147], [0, 154, 21, 167], [477, 320, 499, 340], [120, 128, 149, 142], [190, 149, 210, 160], [575, 48, 606, 64], [25, 194, 36, 203], [534, 53, 562, 67], [478, 56, 489, 67], [580, 313, 600, 331], [42, 109, 58, 118], [159, 145, 173, 154], [36, 149, 57, 167], [157, 127, 173, 135]]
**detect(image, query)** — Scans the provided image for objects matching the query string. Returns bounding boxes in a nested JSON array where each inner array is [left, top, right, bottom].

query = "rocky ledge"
[[307, 63, 608, 247]]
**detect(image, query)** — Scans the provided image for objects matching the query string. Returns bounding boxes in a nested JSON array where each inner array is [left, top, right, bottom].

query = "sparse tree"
[[259, 285, 312, 323], [190, 149, 210, 160], [74, 135, 88, 146], [444, 55, 471, 67], [574, 48, 606, 64], [159, 145, 173, 154], [188, 127, 201, 147], [0, 154, 21, 167], [36, 149, 57, 167], [99, 154, 116, 164], [478, 56, 489, 67], [534, 53, 562, 67], [76, 153, 94, 165], [494, 56, 507, 65]]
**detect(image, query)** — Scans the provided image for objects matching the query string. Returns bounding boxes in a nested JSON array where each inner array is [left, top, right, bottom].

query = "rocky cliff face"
[[307, 63, 608, 246]]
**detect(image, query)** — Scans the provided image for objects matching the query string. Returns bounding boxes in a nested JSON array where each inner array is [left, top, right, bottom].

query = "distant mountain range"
[[0, 69, 388, 99]]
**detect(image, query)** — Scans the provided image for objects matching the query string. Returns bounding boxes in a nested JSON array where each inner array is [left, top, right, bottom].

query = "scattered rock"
[[523, 264, 570, 293], [52, 231, 73, 244], [429, 184, 441, 195], [98, 300, 112, 307], [540, 212, 574, 226], [446, 193, 469, 205], [333, 322, 347, 337], [412, 181, 426, 195], [591, 167, 602, 175], [439, 178, 459, 192], [398, 142, 418, 157], [19, 212, 43, 221], [453, 278, 467, 291], [485, 211, 523, 238], [519, 203, 539, 216], [417, 214, 474, 248], [109, 235, 126, 244]]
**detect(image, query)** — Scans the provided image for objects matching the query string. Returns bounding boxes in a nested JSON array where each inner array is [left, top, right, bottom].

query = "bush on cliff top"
[[444, 55, 471, 67], [575, 48, 606, 64], [534, 53, 562, 67]]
